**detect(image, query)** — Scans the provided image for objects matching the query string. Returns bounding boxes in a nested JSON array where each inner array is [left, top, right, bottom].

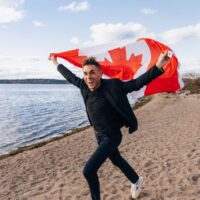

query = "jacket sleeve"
[[57, 64, 83, 89], [122, 65, 164, 94]]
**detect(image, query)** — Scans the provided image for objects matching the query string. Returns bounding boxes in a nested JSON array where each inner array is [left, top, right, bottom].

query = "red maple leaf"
[[99, 47, 142, 80]]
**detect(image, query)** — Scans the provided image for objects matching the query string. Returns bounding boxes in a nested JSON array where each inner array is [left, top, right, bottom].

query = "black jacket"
[[57, 64, 164, 134]]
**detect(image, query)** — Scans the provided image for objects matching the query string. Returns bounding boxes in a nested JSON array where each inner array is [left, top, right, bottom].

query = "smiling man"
[[49, 52, 170, 200], [82, 58, 102, 91]]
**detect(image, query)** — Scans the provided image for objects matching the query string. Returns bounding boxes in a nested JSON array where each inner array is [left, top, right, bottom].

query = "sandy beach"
[[0, 92, 200, 200]]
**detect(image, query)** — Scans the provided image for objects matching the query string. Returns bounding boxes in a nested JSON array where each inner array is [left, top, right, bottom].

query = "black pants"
[[83, 130, 139, 200]]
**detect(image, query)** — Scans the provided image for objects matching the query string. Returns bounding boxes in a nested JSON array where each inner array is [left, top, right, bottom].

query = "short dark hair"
[[82, 57, 100, 69]]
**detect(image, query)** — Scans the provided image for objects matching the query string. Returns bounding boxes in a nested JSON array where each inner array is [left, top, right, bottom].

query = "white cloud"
[[32, 20, 46, 27], [141, 8, 157, 15], [58, 1, 89, 12], [70, 37, 80, 44], [0, 0, 25, 7], [0, 54, 41, 62], [158, 23, 200, 44], [85, 22, 155, 45], [0, 6, 24, 23], [0, 0, 25, 24], [0, 55, 60, 79]]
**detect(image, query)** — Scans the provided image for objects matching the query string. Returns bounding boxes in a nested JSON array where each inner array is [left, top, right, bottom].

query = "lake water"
[[0, 83, 136, 155], [0, 84, 88, 155]]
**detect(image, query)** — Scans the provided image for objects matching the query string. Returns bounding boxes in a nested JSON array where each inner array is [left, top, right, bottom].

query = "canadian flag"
[[51, 38, 184, 100]]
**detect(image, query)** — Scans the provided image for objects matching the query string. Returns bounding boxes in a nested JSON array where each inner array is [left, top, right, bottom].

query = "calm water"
[[0, 84, 88, 155]]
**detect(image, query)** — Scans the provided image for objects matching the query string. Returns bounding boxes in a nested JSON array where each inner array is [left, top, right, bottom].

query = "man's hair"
[[82, 57, 100, 69]]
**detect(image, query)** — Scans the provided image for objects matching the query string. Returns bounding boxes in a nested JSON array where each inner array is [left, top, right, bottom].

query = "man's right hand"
[[48, 54, 59, 66]]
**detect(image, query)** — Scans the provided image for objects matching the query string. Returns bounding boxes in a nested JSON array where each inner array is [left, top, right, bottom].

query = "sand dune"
[[0, 93, 200, 200]]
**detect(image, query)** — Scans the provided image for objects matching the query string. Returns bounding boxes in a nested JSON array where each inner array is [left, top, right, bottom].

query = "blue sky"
[[0, 0, 200, 79]]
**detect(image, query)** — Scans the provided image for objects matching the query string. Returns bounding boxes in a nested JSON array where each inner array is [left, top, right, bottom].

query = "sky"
[[0, 0, 200, 79]]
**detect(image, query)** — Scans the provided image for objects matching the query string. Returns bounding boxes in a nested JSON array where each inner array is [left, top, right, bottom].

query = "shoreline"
[[0, 95, 153, 160], [0, 125, 90, 161]]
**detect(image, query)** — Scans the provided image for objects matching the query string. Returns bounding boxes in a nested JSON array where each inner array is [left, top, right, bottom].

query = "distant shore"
[[0, 79, 68, 84], [0, 77, 200, 86]]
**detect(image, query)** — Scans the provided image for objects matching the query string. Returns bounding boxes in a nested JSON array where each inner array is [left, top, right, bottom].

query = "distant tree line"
[[0, 79, 69, 84]]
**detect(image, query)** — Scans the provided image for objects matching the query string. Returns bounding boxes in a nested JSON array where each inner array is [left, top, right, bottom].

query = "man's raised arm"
[[48, 55, 83, 89], [123, 51, 171, 94]]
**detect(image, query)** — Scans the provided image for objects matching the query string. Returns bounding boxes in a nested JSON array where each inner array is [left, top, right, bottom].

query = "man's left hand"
[[156, 50, 171, 69]]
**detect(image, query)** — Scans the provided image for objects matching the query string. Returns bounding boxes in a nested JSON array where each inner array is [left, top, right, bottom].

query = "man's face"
[[83, 64, 102, 91]]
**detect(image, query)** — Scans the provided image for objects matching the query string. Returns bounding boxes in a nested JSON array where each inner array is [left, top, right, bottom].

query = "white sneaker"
[[131, 176, 143, 199]]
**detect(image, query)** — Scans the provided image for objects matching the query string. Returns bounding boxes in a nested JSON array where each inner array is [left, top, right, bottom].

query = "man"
[[49, 51, 170, 199]]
